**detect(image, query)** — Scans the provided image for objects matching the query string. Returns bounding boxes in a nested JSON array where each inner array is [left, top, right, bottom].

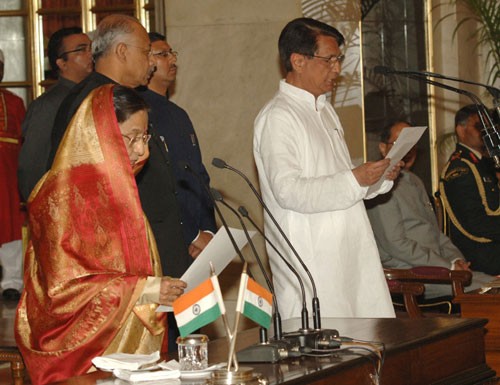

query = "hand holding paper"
[[366, 126, 427, 194]]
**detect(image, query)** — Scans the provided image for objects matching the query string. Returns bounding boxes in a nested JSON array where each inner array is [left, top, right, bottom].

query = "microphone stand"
[[178, 162, 255, 279], [238, 206, 339, 351], [376, 66, 500, 168], [210, 188, 282, 340], [212, 158, 322, 331], [211, 189, 298, 362]]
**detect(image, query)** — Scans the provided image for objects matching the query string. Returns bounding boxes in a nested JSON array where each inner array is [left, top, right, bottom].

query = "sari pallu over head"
[[15, 84, 159, 385]]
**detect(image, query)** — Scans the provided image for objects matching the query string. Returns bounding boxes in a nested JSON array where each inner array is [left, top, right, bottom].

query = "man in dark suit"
[[19, 27, 93, 201], [139, 32, 216, 260], [138, 32, 217, 351], [440, 104, 500, 275]]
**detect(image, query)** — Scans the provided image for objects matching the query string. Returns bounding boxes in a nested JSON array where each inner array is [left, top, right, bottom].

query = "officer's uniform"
[[440, 143, 500, 275]]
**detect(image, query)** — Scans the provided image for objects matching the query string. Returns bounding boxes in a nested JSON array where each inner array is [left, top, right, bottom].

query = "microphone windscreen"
[[238, 206, 249, 217], [212, 158, 226, 168], [210, 187, 223, 201]]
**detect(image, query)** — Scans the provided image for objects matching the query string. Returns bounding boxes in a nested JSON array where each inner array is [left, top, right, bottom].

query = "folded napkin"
[[92, 351, 161, 371], [113, 368, 180, 382]]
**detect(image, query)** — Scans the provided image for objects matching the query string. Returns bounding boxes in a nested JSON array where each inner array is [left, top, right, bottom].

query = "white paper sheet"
[[156, 226, 255, 312], [367, 126, 427, 195]]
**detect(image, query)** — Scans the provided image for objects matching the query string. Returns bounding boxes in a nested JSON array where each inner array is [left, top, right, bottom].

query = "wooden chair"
[[384, 266, 472, 318], [0, 347, 25, 385]]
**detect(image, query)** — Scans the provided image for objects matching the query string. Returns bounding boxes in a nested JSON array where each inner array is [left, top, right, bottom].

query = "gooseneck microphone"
[[210, 188, 283, 340], [178, 161, 254, 277], [212, 157, 322, 331], [375, 66, 500, 169], [237, 205, 339, 349], [374, 65, 500, 100], [237, 205, 309, 334]]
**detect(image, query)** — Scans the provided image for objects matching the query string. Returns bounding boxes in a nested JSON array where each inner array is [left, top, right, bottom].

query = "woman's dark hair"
[[112, 85, 149, 123], [278, 17, 345, 73]]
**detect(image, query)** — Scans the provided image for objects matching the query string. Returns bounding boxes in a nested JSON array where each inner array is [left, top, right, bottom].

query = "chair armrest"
[[384, 267, 472, 296], [386, 279, 425, 318]]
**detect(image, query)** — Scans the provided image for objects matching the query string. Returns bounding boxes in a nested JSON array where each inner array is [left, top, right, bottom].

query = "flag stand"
[[207, 263, 268, 384]]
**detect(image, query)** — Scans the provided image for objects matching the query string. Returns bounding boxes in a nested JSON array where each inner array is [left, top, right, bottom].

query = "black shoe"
[[2, 288, 21, 302]]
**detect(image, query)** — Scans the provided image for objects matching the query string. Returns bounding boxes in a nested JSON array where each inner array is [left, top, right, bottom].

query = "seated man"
[[440, 105, 500, 275], [366, 120, 493, 299]]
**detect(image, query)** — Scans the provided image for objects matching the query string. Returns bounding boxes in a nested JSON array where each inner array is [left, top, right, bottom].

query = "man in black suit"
[[139, 32, 216, 260]]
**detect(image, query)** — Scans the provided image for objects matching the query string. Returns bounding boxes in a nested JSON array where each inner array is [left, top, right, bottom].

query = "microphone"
[[375, 67, 500, 169], [210, 188, 303, 363], [374, 66, 500, 100], [178, 161, 254, 277], [237, 205, 309, 335], [237, 205, 339, 348], [210, 187, 283, 341], [212, 158, 322, 331]]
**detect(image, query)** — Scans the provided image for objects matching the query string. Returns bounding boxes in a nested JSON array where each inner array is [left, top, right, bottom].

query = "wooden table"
[[51, 317, 496, 385], [455, 291, 500, 375]]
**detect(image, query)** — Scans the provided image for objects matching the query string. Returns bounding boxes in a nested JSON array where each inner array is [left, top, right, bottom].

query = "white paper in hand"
[[157, 226, 255, 312], [367, 126, 427, 195]]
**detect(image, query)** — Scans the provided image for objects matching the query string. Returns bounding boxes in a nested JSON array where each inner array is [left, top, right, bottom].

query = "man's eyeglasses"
[[122, 133, 152, 146], [125, 44, 153, 57], [152, 50, 178, 58], [310, 53, 345, 66], [58, 44, 91, 58]]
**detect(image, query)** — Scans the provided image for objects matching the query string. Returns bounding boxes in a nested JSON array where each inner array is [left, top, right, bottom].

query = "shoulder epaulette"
[[443, 166, 469, 181]]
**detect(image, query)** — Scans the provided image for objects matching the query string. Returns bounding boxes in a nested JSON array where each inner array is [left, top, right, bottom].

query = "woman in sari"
[[15, 84, 186, 385]]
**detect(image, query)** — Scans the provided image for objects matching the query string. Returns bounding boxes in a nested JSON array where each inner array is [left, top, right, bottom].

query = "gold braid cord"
[[440, 158, 499, 243]]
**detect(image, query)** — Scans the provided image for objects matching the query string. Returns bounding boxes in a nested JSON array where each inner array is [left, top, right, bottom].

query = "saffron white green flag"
[[236, 273, 273, 329], [173, 278, 221, 337]]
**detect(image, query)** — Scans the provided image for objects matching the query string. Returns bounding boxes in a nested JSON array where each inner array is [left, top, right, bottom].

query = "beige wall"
[[165, 0, 302, 336], [430, 0, 499, 179]]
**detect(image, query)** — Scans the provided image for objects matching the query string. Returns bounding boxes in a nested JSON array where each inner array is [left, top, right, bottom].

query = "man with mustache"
[[47, 14, 155, 166], [138, 32, 216, 350], [18, 27, 93, 202], [253, 18, 402, 319]]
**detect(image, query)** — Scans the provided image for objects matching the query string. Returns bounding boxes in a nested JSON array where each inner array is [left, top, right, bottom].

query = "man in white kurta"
[[253, 18, 398, 319]]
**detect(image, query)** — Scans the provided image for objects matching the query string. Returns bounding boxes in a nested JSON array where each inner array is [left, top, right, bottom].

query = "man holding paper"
[[366, 121, 492, 299], [253, 18, 403, 319]]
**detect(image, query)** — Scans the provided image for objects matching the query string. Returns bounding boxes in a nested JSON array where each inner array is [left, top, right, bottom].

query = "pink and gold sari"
[[15, 84, 165, 385]]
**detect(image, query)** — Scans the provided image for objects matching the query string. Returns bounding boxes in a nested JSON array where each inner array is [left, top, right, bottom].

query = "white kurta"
[[253, 80, 395, 319]]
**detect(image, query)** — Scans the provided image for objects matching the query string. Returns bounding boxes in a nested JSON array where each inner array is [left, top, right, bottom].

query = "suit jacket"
[[440, 143, 500, 275], [45, 72, 190, 277], [139, 89, 216, 245], [136, 131, 192, 277], [367, 170, 492, 297], [18, 76, 76, 201]]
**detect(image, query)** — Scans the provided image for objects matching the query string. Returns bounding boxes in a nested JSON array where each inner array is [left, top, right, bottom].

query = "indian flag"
[[173, 278, 221, 337], [236, 273, 273, 329]]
